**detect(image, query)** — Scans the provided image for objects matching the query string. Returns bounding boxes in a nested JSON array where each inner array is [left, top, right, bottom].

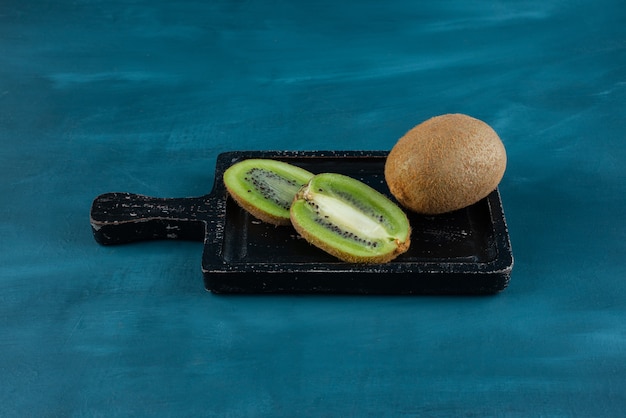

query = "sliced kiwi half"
[[290, 173, 411, 263], [223, 159, 314, 225]]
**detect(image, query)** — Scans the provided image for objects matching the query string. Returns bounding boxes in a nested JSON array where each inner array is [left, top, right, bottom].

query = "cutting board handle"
[[90, 192, 215, 245]]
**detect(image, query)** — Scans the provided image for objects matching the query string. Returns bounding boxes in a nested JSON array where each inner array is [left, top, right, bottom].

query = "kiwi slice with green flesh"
[[223, 159, 314, 225], [290, 173, 411, 263]]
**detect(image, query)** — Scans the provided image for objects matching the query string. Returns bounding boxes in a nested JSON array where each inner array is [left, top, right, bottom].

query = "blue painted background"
[[2, 0, 625, 416]]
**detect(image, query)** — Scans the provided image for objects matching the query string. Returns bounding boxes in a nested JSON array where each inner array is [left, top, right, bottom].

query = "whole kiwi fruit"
[[384, 114, 507, 214]]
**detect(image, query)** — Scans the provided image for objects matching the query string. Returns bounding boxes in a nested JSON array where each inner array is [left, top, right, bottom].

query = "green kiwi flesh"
[[290, 173, 411, 263], [223, 159, 314, 225]]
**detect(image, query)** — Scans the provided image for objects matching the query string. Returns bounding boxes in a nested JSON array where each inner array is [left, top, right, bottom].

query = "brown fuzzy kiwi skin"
[[224, 182, 290, 225], [384, 114, 507, 215]]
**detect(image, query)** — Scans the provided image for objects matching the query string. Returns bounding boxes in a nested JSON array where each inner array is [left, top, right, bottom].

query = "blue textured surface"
[[2, 1, 625, 416]]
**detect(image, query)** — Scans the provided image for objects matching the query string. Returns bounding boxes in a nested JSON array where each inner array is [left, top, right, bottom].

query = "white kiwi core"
[[302, 187, 388, 240]]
